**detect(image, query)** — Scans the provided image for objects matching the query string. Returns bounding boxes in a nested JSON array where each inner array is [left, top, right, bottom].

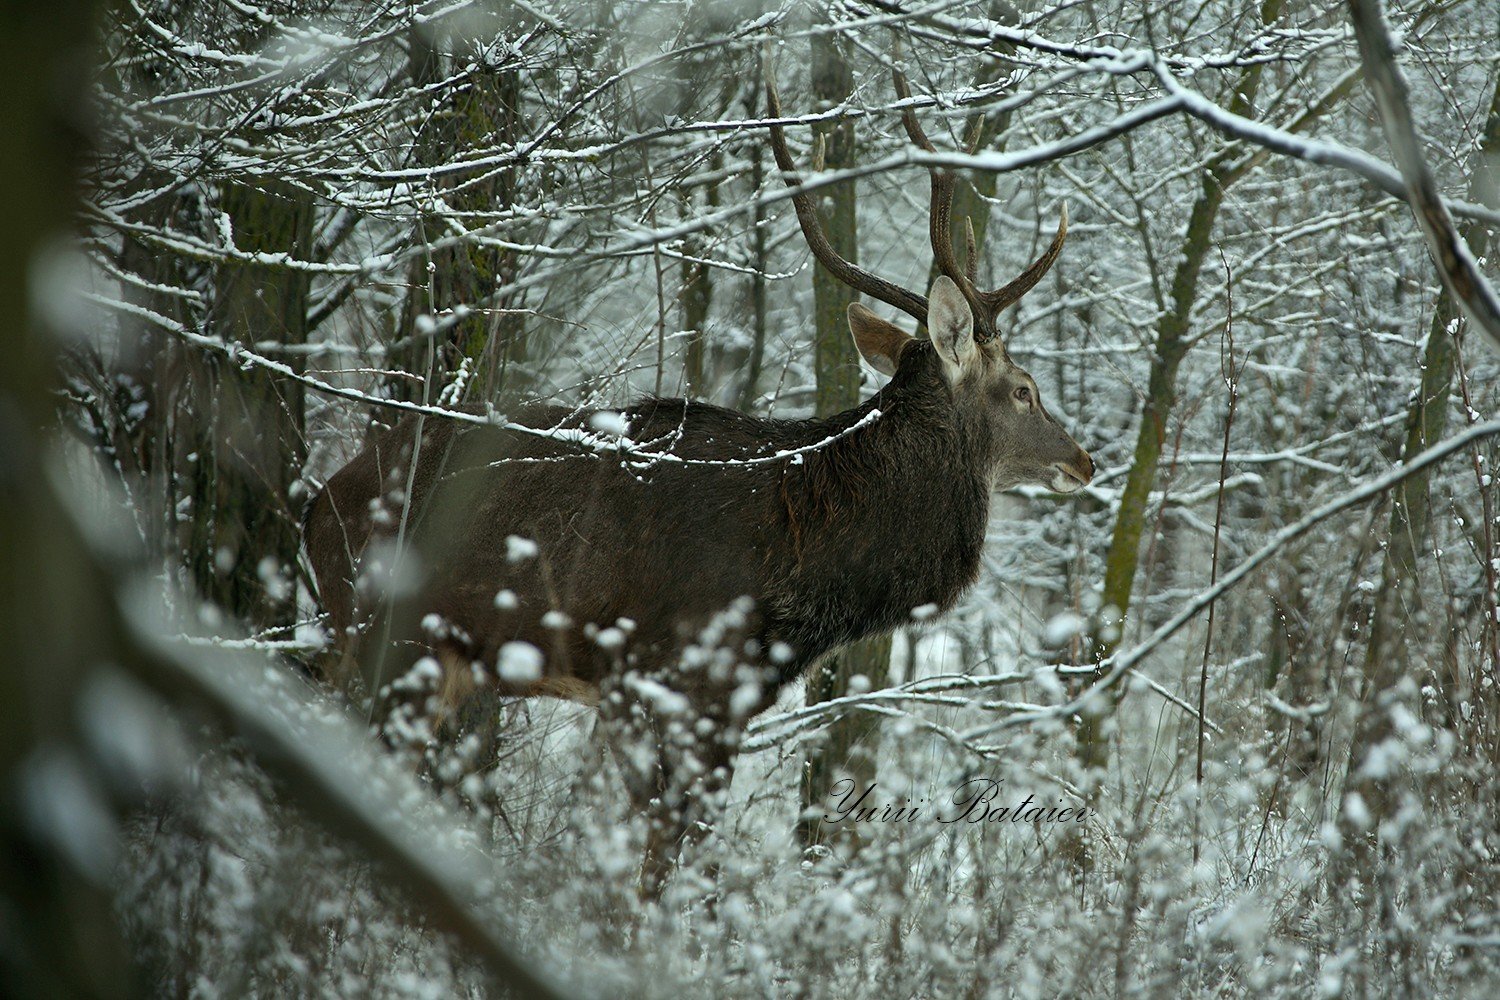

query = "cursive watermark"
[[823, 777, 1088, 825]]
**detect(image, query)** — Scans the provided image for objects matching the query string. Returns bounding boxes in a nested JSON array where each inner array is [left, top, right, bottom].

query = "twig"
[[1194, 248, 1238, 866], [961, 414, 1500, 744], [1347, 0, 1500, 355]]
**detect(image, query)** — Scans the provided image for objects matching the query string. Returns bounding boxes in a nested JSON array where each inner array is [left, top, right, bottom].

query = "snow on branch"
[[1149, 61, 1500, 229], [1347, 0, 1500, 355], [86, 290, 886, 470], [962, 413, 1500, 745]]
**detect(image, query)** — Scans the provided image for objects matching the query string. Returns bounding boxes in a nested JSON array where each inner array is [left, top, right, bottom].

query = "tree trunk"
[[181, 181, 313, 631], [798, 20, 891, 850], [808, 28, 861, 419], [680, 153, 720, 394], [401, 35, 526, 403], [740, 124, 770, 410], [1076, 0, 1284, 769], [1340, 72, 1500, 869]]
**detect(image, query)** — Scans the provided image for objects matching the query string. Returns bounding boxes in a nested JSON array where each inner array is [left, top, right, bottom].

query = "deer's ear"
[[847, 303, 913, 377], [927, 276, 976, 379]]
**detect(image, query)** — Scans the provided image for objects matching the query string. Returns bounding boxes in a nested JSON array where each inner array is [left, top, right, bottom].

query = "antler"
[[764, 60, 929, 326], [893, 68, 1067, 342], [762, 57, 1068, 343]]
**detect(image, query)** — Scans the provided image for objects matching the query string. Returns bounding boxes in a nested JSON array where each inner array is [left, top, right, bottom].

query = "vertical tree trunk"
[[740, 128, 770, 410], [401, 36, 525, 402], [680, 153, 720, 394], [798, 20, 891, 849], [481, 66, 528, 399], [107, 180, 314, 634], [1265, 548, 1325, 780], [182, 181, 313, 631], [1340, 73, 1500, 867], [1076, 0, 1283, 769], [808, 29, 861, 418], [680, 255, 711, 391]]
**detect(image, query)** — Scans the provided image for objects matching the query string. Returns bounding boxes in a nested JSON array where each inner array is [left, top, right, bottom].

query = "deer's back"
[[305, 399, 796, 694]]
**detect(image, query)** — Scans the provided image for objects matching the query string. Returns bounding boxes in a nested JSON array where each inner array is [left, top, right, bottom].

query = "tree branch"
[[963, 414, 1500, 744], [1347, 0, 1500, 354]]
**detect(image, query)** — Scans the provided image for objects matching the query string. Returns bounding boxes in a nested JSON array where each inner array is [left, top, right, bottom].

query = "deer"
[[301, 67, 1094, 899]]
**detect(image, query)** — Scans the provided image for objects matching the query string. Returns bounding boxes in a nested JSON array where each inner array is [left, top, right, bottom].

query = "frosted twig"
[[1347, 0, 1500, 355], [962, 415, 1500, 743]]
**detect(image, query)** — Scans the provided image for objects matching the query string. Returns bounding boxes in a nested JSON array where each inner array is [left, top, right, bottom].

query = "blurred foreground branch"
[[1348, 0, 1500, 354], [0, 4, 577, 993]]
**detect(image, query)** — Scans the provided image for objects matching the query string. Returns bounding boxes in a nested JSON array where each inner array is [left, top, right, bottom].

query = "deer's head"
[[766, 65, 1094, 496], [847, 276, 1093, 494]]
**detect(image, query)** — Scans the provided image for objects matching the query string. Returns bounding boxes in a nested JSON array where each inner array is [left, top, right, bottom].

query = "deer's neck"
[[774, 349, 990, 669]]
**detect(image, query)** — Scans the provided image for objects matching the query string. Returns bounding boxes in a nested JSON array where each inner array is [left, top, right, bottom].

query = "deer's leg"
[[636, 714, 741, 901], [595, 681, 666, 892], [598, 694, 720, 900], [605, 617, 767, 899], [674, 734, 736, 894], [637, 753, 678, 902]]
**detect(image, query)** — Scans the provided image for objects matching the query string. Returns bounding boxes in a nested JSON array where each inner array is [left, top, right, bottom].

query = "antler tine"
[[964, 217, 979, 286], [893, 67, 987, 333], [892, 67, 936, 153], [963, 115, 985, 157], [764, 56, 928, 326], [974, 203, 1069, 328]]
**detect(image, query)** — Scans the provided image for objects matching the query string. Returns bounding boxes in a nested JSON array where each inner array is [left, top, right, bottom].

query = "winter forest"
[[4, 0, 1500, 996]]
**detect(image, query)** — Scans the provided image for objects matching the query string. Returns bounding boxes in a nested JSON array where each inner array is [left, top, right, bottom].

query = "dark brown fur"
[[306, 341, 987, 703]]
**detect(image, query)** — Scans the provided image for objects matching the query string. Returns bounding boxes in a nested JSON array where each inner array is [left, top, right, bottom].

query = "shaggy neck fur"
[[770, 341, 993, 676]]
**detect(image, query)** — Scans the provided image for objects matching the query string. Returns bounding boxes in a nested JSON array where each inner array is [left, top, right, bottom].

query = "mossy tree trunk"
[[798, 20, 892, 850], [1340, 74, 1500, 867], [1076, 0, 1284, 770], [107, 179, 314, 634], [807, 26, 861, 419], [401, 34, 526, 402], [180, 181, 313, 632]]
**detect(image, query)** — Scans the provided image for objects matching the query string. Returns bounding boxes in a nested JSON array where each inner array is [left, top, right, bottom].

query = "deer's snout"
[[1072, 450, 1094, 484], [1051, 449, 1094, 493]]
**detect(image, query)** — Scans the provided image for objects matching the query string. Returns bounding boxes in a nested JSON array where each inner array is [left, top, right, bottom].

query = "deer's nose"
[[1055, 451, 1093, 488], [1076, 451, 1095, 483]]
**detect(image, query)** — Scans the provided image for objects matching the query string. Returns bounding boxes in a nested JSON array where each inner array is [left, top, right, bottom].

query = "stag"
[[303, 69, 1093, 897]]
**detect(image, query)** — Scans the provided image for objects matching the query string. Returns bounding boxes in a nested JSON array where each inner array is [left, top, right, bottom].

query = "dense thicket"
[[17, 0, 1500, 995]]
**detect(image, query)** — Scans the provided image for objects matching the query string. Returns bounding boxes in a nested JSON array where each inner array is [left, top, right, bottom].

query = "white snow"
[[588, 410, 629, 436], [505, 535, 539, 562], [1042, 610, 1085, 645], [497, 641, 543, 683]]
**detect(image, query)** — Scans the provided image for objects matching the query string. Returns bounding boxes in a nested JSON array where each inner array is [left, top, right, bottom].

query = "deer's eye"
[[1013, 386, 1033, 405]]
